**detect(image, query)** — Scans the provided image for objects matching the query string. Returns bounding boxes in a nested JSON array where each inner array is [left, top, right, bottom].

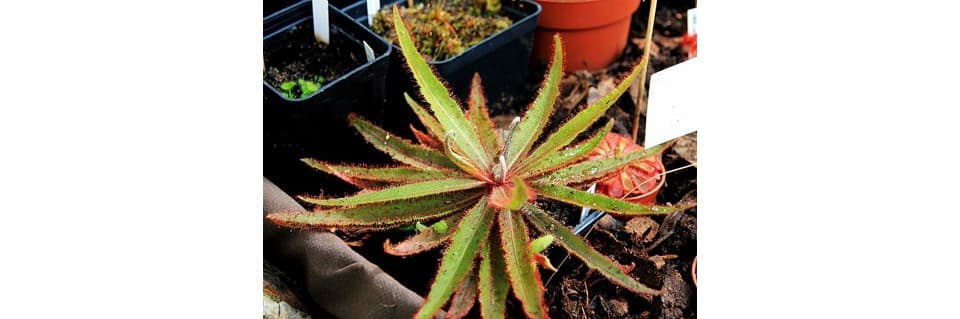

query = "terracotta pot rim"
[[536, 0, 641, 30]]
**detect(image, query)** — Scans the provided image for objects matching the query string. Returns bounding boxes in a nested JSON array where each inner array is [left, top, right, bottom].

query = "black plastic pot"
[[264, 1, 393, 196], [338, 0, 541, 135]]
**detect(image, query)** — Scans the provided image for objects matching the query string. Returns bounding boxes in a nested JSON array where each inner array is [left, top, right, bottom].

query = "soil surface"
[[263, 23, 366, 98]]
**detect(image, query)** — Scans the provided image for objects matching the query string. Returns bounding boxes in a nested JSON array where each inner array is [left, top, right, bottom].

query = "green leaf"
[[520, 55, 650, 171], [405, 92, 445, 140], [392, 6, 491, 171], [467, 73, 501, 158], [520, 119, 614, 177], [479, 234, 509, 319], [533, 141, 671, 185], [415, 197, 495, 319], [279, 81, 296, 91], [384, 213, 462, 256], [523, 203, 661, 296], [446, 271, 479, 319], [349, 114, 458, 170], [267, 192, 478, 229], [432, 219, 449, 234], [301, 158, 461, 186], [499, 209, 547, 319], [443, 132, 493, 182], [533, 183, 676, 216], [300, 80, 320, 96], [415, 221, 429, 233], [504, 176, 530, 211], [299, 178, 485, 207], [504, 35, 563, 171], [530, 235, 554, 254]]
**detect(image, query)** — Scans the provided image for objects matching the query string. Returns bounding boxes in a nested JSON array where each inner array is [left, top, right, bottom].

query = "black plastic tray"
[[263, 1, 393, 195]]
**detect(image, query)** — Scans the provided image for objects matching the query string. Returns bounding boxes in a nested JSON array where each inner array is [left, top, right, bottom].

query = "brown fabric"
[[264, 177, 441, 319]]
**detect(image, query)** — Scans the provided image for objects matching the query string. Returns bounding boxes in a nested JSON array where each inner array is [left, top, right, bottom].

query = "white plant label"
[[362, 41, 375, 62], [687, 8, 698, 35], [644, 58, 698, 148], [366, 0, 380, 27], [312, 0, 330, 44]]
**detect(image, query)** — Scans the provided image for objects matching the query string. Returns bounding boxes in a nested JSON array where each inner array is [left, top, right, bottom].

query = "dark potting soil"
[[263, 23, 366, 99]]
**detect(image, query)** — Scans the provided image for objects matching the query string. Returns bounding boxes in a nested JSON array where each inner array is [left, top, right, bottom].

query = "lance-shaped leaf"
[[504, 35, 563, 170], [446, 271, 479, 319], [479, 232, 509, 319], [519, 56, 649, 171], [523, 203, 661, 296], [443, 132, 494, 183], [267, 192, 478, 229], [533, 183, 676, 216], [410, 125, 441, 149], [415, 198, 495, 319], [521, 119, 614, 178], [384, 213, 463, 256], [467, 73, 500, 158], [299, 178, 485, 207], [405, 92, 445, 140], [499, 209, 547, 319], [349, 114, 457, 170], [393, 7, 491, 171], [301, 158, 460, 187], [533, 141, 671, 185]]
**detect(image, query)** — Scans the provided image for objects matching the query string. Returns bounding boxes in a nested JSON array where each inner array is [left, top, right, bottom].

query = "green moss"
[[372, 0, 512, 61]]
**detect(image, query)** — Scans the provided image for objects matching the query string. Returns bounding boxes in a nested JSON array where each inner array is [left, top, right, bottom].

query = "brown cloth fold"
[[264, 177, 441, 319]]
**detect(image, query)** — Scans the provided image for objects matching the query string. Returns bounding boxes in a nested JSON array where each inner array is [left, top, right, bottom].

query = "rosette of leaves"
[[268, 7, 685, 319]]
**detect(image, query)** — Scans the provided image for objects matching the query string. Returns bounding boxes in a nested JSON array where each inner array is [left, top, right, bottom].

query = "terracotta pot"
[[533, 0, 642, 72]]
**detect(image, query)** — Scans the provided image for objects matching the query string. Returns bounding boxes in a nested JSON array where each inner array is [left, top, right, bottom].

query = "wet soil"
[[263, 23, 366, 98]]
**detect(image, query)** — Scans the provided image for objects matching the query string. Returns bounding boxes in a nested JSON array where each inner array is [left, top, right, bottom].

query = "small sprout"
[[415, 221, 429, 233], [432, 220, 449, 234], [530, 235, 554, 254]]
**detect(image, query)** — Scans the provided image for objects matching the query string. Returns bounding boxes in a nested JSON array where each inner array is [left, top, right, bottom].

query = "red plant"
[[587, 132, 665, 205]]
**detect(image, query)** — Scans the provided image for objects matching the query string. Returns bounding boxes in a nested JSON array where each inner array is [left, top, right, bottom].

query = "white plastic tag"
[[687, 8, 698, 35], [367, 0, 380, 27], [644, 58, 698, 148], [312, 0, 330, 44], [362, 41, 375, 62]]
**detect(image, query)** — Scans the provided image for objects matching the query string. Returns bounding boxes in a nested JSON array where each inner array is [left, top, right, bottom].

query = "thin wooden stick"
[[631, 0, 658, 143]]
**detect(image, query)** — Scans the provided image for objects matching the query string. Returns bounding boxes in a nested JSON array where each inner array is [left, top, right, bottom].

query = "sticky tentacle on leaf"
[[392, 6, 492, 173], [349, 113, 458, 170], [301, 158, 461, 187], [405, 92, 446, 140], [504, 35, 564, 172], [384, 213, 464, 256], [467, 73, 501, 159], [415, 197, 496, 319], [523, 203, 661, 297], [267, 192, 479, 229], [299, 178, 485, 207], [519, 54, 650, 171], [499, 209, 548, 319], [533, 140, 672, 186], [519, 119, 614, 177], [479, 230, 509, 319], [533, 183, 677, 216]]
